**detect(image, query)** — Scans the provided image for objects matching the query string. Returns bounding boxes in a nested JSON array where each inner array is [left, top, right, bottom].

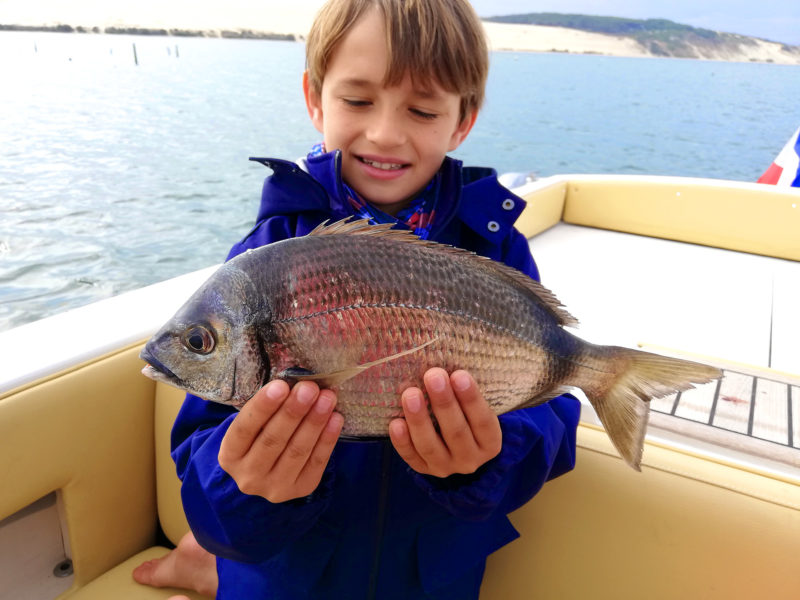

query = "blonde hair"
[[306, 0, 488, 121]]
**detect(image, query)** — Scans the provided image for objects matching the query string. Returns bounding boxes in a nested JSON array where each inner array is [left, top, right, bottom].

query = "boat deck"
[[528, 223, 800, 470], [652, 366, 798, 444], [648, 363, 800, 467]]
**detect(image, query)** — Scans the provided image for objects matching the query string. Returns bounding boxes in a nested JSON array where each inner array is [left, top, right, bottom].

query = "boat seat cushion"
[[65, 546, 211, 599], [154, 383, 194, 546]]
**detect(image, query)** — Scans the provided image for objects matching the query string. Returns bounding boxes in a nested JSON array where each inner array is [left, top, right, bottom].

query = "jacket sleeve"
[[409, 228, 581, 521], [170, 214, 337, 563], [171, 394, 337, 562]]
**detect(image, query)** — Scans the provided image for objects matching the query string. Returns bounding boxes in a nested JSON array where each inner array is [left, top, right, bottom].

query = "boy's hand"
[[388, 368, 502, 478], [218, 380, 343, 503]]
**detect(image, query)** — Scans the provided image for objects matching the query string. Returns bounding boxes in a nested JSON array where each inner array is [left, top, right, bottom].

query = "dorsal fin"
[[490, 263, 578, 327], [306, 218, 578, 327], [308, 217, 406, 238]]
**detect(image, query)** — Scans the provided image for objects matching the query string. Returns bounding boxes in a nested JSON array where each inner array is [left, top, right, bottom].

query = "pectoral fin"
[[277, 337, 439, 388]]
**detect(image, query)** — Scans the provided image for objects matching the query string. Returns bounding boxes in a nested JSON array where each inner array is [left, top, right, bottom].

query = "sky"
[[281, 0, 800, 46], [2, 0, 798, 45], [469, 0, 800, 45]]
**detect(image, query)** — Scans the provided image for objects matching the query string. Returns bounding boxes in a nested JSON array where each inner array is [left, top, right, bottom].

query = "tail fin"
[[583, 347, 721, 471]]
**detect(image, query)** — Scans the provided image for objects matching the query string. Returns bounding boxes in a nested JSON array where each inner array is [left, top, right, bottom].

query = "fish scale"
[[141, 219, 722, 469]]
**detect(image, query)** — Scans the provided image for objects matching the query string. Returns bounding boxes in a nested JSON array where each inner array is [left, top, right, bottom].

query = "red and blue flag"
[[757, 127, 800, 187]]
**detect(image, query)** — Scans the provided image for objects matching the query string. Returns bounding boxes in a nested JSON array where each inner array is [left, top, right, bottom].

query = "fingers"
[[388, 408, 430, 475], [447, 370, 502, 457], [425, 369, 477, 453], [268, 388, 338, 479], [219, 380, 342, 503], [294, 407, 344, 492], [252, 381, 324, 459], [390, 368, 502, 478], [220, 379, 291, 461]]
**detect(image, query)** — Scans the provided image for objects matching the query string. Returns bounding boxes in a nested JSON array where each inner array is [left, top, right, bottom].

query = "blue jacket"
[[171, 151, 581, 599]]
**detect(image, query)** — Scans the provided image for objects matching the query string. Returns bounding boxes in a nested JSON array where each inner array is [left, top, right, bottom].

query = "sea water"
[[1, 31, 799, 331]]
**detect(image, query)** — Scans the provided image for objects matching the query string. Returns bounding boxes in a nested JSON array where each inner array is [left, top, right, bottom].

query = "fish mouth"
[[139, 349, 183, 386]]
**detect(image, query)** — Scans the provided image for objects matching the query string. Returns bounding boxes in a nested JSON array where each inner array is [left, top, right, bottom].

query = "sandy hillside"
[[482, 22, 649, 58]]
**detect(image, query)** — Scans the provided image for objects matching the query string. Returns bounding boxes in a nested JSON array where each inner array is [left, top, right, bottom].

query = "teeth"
[[362, 158, 403, 170]]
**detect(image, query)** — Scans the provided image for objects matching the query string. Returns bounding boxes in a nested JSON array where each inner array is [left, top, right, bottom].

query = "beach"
[[3, 0, 799, 64]]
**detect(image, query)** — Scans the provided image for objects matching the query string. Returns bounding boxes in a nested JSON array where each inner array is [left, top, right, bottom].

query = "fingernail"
[[405, 390, 422, 413], [266, 381, 286, 401], [452, 371, 471, 392], [428, 371, 446, 393], [389, 419, 406, 438], [315, 392, 333, 414], [327, 412, 344, 433], [296, 383, 316, 406]]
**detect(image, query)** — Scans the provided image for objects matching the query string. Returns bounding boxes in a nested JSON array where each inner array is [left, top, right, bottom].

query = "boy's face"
[[304, 7, 477, 216]]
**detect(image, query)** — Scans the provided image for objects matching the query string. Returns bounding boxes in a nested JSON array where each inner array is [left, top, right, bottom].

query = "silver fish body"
[[141, 219, 720, 469]]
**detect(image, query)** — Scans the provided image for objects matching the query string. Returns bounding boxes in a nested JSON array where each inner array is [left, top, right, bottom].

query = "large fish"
[[140, 219, 720, 470]]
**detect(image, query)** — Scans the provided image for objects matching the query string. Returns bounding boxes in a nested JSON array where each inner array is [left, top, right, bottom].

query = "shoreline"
[[0, 23, 298, 41], [2, 20, 799, 65]]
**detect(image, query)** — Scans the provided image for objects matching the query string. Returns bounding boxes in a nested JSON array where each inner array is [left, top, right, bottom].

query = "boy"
[[134, 0, 579, 598]]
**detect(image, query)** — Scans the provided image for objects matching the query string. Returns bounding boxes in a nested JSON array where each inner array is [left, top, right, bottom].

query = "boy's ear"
[[303, 71, 324, 134], [448, 108, 479, 151]]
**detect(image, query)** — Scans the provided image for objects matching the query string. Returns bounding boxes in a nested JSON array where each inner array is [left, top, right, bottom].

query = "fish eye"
[[182, 325, 216, 355]]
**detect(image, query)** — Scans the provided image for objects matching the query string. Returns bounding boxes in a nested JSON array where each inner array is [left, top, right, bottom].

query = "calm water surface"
[[1, 32, 799, 331]]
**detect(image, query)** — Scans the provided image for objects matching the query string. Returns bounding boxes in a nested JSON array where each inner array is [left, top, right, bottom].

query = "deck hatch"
[[0, 492, 73, 598]]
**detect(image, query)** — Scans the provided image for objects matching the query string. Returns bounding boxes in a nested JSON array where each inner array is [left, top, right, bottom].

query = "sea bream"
[[140, 219, 721, 470]]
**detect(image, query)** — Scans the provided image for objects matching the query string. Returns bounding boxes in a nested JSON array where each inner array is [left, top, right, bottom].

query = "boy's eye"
[[410, 108, 438, 120], [343, 98, 370, 108]]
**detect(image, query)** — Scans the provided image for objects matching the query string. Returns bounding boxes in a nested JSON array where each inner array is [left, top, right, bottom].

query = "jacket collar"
[[249, 151, 526, 243], [457, 165, 526, 245]]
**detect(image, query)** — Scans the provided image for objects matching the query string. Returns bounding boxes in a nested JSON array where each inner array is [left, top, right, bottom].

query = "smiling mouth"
[[358, 156, 408, 171]]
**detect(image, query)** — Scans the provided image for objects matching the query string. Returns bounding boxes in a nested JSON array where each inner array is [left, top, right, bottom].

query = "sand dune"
[[483, 22, 648, 58], [482, 22, 800, 64]]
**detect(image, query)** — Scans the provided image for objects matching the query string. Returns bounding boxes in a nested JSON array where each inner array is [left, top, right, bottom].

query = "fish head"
[[140, 266, 269, 408]]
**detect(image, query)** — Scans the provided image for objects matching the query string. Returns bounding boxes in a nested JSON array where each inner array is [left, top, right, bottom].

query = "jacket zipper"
[[367, 441, 392, 600]]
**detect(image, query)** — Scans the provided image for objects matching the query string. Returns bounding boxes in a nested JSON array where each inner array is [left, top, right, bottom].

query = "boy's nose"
[[366, 109, 406, 148]]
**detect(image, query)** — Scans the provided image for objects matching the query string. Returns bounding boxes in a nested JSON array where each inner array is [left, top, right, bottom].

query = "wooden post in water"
[[132, 43, 139, 66]]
